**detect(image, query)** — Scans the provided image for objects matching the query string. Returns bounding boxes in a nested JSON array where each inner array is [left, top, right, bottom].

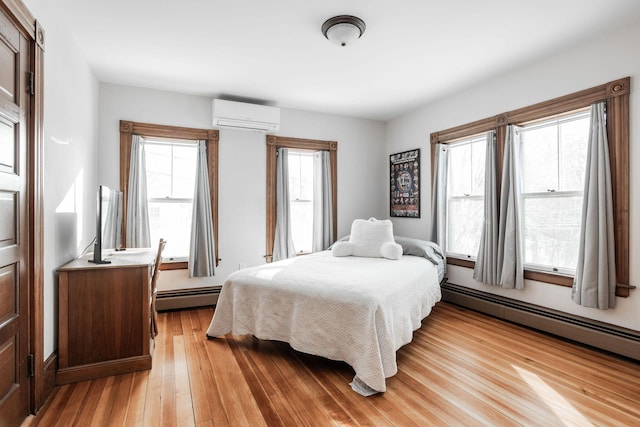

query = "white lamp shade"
[[326, 22, 362, 47]]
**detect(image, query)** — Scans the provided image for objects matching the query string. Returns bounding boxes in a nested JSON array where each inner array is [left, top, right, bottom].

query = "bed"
[[206, 236, 444, 396]]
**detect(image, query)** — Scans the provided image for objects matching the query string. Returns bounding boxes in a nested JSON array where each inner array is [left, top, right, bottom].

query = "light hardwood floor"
[[25, 303, 640, 426]]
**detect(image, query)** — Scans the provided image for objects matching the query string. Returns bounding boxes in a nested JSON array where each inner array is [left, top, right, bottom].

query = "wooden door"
[[0, 8, 31, 426]]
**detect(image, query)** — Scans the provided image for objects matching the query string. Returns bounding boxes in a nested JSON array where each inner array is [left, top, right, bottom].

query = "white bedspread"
[[206, 251, 441, 395]]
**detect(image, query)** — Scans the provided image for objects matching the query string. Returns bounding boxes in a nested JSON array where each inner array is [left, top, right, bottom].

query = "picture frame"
[[390, 149, 420, 218]]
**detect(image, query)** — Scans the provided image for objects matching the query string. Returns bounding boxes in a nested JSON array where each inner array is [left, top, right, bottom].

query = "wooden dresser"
[[57, 249, 156, 384]]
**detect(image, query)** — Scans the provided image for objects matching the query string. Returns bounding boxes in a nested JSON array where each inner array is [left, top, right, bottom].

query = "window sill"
[[524, 270, 573, 287], [446, 257, 630, 296], [159, 261, 188, 271], [446, 257, 573, 286], [447, 257, 475, 269]]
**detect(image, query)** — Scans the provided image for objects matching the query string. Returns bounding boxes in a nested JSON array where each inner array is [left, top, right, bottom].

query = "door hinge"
[[28, 72, 35, 96], [28, 354, 35, 377]]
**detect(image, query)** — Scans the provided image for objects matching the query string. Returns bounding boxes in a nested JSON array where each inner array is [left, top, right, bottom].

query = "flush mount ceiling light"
[[321, 15, 366, 47]]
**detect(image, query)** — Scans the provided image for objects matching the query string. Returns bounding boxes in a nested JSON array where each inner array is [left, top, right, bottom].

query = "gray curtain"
[[312, 151, 333, 252], [473, 131, 499, 284], [273, 147, 296, 261], [126, 135, 151, 248], [189, 140, 216, 277], [496, 125, 524, 289], [102, 189, 122, 249], [430, 143, 448, 250], [572, 102, 617, 309]]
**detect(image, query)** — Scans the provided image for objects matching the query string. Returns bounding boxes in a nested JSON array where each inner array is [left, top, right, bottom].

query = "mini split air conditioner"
[[212, 99, 280, 132]]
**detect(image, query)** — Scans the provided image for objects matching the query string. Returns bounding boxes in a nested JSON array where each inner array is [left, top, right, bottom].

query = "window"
[[430, 77, 630, 296], [145, 139, 198, 260], [446, 135, 487, 258], [287, 151, 314, 253], [119, 121, 219, 268], [265, 135, 337, 262], [520, 110, 590, 273]]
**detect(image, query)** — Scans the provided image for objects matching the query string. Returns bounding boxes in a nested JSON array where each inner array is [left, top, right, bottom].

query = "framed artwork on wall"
[[390, 149, 420, 218]]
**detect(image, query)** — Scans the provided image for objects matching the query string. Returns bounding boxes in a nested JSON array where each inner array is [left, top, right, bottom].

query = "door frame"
[[0, 0, 45, 414]]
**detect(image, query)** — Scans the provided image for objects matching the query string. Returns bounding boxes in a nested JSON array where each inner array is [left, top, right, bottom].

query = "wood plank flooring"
[[25, 303, 640, 426]]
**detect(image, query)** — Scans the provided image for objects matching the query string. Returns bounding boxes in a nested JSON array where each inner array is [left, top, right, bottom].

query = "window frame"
[[519, 109, 591, 274], [119, 120, 219, 269], [287, 149, 316, 254], [444, 134, 488, 260], [145, 138, 198, 262], [265, 135, 338, 263], [430, 77, 630, 296]]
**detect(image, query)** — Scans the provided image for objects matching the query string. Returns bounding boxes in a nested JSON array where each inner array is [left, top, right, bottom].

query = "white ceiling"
[[56, 0, 640, 121]]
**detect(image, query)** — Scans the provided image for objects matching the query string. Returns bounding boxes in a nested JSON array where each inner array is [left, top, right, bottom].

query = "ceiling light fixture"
[[321, 15, 366, 47]]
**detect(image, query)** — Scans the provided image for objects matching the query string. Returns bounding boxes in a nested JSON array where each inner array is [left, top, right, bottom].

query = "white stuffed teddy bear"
[[332, 218, 402, 260]]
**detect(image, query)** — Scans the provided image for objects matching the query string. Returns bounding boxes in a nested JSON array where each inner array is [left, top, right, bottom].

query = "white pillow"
[[331, 241, 354, 257], [332, 218, 402, 260], [380, 241, 403, 260]]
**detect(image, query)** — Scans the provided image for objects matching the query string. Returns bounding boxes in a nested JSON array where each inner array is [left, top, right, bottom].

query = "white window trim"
[[519, 109, 589, 274], [288, 150, 314, 254], [146, 139, 197, 262], [444, 134, 487, 259]]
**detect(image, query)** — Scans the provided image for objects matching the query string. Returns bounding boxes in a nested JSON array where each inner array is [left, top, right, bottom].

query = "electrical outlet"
[[238, 262, 246, 270]]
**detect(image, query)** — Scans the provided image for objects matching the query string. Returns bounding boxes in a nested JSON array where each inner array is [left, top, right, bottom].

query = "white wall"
[[387, 19, 640, 331], [23, 0, 100, 359], [98, 84, 386, 290]]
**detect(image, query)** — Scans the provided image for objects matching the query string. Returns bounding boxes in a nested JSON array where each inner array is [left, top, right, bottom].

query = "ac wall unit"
[[212, 99, 280, 132]]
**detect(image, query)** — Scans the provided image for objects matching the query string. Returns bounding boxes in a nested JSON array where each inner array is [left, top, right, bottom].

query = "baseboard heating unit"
[[156, 286, 221, 311], [442, 281, 640, 361]]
